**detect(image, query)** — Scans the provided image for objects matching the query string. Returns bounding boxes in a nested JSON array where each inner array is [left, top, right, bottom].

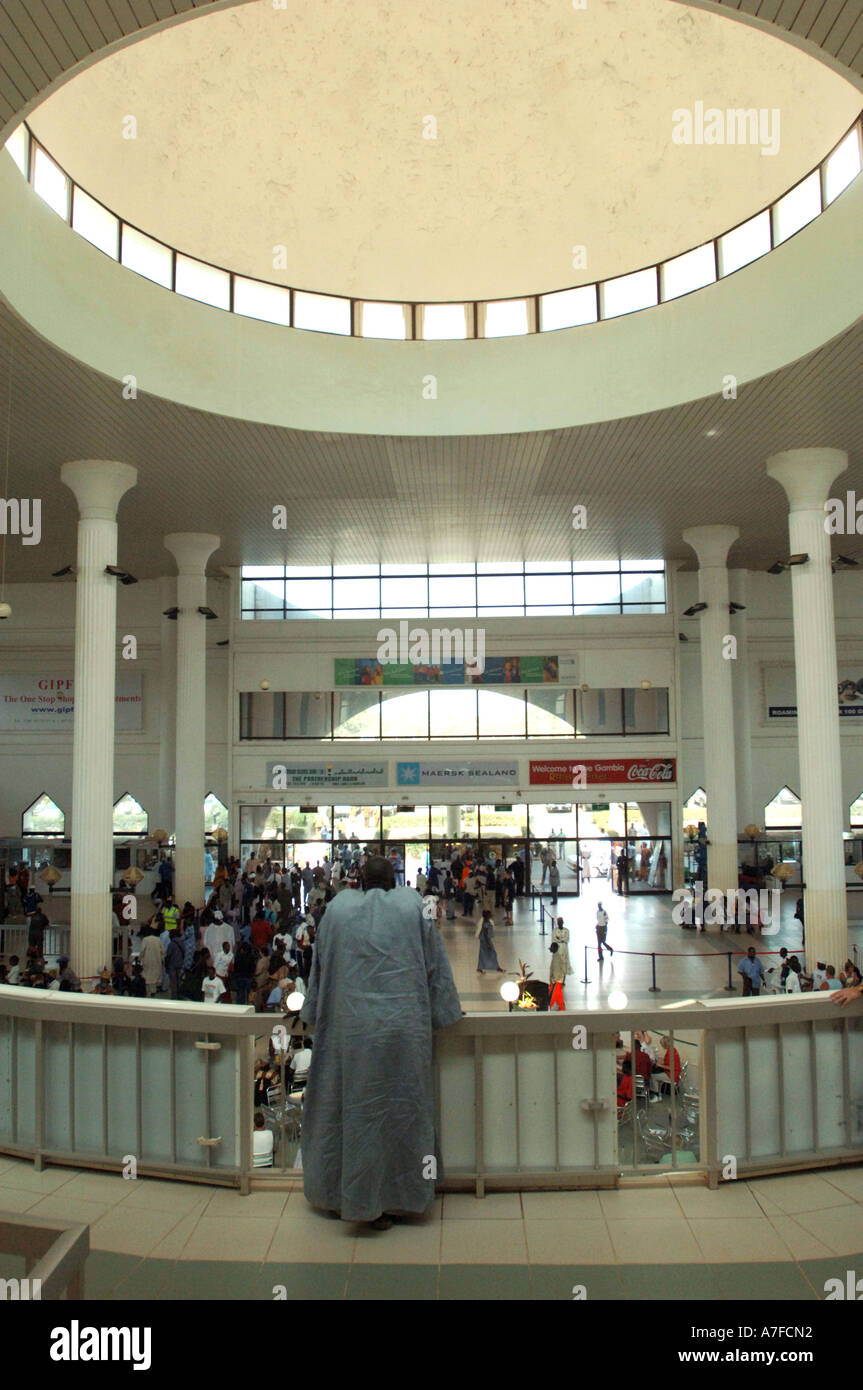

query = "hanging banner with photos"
[[335, 655, 559, 686]]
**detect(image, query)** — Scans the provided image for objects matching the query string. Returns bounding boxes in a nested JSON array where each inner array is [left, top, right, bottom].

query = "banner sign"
[[267, 761, 388, 789], [529, 758, 676, 786], [397, 760, 518, 786], [764, 665, 863, 719], [335, 656, 558, 686], [0, 673, 142, 731]]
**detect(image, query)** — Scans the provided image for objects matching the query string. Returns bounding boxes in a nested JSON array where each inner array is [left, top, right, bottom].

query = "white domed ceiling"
[[26, 0, 862, 302]]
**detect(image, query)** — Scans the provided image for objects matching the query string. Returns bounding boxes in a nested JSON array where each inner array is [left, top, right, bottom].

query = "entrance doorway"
[[379, 841, 429, 888]]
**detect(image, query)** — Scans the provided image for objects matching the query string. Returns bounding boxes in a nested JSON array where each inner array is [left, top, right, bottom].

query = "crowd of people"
[[0, 851, 340, 1004], [737, 945, 860, 997], [2, 846, 859, 1019], [616, 1029, 683, 1108]]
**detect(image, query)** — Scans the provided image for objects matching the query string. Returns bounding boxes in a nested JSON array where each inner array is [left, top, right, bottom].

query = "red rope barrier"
[[595, 946, 803, 959]]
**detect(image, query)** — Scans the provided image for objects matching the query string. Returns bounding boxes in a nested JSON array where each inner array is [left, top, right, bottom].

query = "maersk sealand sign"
[[397, 761, 518, 786]]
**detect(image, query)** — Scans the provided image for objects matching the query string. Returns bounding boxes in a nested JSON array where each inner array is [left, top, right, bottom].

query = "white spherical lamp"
[[500, 980, 519, 1003], [286, 991, 305, 1012], [607, 990, 629, 1010]]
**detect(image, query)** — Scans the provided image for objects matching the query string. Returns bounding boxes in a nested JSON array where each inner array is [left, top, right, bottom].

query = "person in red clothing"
[[250, 914, 272, 951], [649, 1035, 683, 1096], [658, 1035, 682, 1084], [624, 1037, 653, 1084], [617, 1060, 633, 1109]]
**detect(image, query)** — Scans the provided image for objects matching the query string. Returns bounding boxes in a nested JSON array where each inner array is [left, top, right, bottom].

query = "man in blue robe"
[[300, 855, 462, 1225]]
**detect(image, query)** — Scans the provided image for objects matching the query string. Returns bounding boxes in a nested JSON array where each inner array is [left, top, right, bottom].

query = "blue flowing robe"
[[476, 923, 500, 971], [300, 886, 462, 1221]]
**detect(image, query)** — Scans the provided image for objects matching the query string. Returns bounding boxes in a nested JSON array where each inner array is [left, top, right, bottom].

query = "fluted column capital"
[[61, 460, 137, 520], [164, 532, 220, 576], [767, 449, 848, 511], [681, 524, 740, 569]]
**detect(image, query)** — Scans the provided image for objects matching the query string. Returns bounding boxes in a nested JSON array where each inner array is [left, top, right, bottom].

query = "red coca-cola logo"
[[626, 762, 674, 782]]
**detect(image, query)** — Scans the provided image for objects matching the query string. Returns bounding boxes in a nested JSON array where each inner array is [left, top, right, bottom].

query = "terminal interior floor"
[[447, 885, 840, 1010], [3, 888, 862, 1300], [2, 1156, 863, 1300]]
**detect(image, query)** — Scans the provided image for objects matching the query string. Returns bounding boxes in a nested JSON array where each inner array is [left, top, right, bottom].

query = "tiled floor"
[[441, 886, 850, 1010], [2, 1153, 862, 1299], [4, 895, 861, 1299]]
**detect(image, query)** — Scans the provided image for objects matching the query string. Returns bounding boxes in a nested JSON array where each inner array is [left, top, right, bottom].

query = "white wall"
[[676, 567, 863, 828], [0, 577, 229, 837], [3, 567, 863, 848]]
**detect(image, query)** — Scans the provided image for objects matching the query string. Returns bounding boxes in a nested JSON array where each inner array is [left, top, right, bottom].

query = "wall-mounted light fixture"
[[767, 554, 809, 574]]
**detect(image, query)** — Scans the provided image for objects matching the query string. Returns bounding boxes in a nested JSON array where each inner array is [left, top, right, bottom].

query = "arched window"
[[22, 793, 65, 837], [204, 793, 228, 834], [764, 786, 802, 829], [850, 794, 863, 828], [113, 793, 148, 836], [682, 787, 707, 828]]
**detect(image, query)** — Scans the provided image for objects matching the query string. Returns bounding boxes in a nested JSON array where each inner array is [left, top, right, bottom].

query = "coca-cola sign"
[[529, 758, 676, 786], [626, 761, 675, 782]]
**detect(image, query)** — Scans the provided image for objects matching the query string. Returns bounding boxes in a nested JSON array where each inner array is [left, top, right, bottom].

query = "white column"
[[61, 460, 137, 981], [681, 526, 740, 896], [730, 571, 756, 829], [158, 574, 177, 833], [767, 449, 848, 970], [164, 533, 220, 907]]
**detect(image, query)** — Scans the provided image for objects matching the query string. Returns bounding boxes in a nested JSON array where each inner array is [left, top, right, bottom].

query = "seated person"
[[820, 965, 841, 991], [840, 961, 862, 989], [623, 1038, 653, 1084], [253, 1060, 273, 1107], [290, 1037, 313, 1086], [634, 1030, 657, 1065], [617, 1059, 633, 1109], [252, 1111, 274, 1168], [651, 1034, 682, 1092]]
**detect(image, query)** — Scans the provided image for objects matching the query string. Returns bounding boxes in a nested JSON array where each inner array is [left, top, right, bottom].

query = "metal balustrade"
[[0, 989, 860, 1194]]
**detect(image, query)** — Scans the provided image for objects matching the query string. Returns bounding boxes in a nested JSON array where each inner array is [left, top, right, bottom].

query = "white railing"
[[1, 988, 860, 1194]]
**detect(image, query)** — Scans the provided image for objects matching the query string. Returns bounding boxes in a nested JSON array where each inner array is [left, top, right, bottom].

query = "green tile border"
[[71, 1252, 863, 1301], [348, 1264, 439, 1300]]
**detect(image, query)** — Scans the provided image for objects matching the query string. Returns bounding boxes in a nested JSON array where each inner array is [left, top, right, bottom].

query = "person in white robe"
[[300, 856, 462, 1225], [551, 918, 572, 977]]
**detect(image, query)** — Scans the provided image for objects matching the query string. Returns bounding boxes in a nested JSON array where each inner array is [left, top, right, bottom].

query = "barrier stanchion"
[[580, 942, 590, 984], [724, 952, 735, 992], [538, 902, 547, 937], [648, 952, 660, 993]]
